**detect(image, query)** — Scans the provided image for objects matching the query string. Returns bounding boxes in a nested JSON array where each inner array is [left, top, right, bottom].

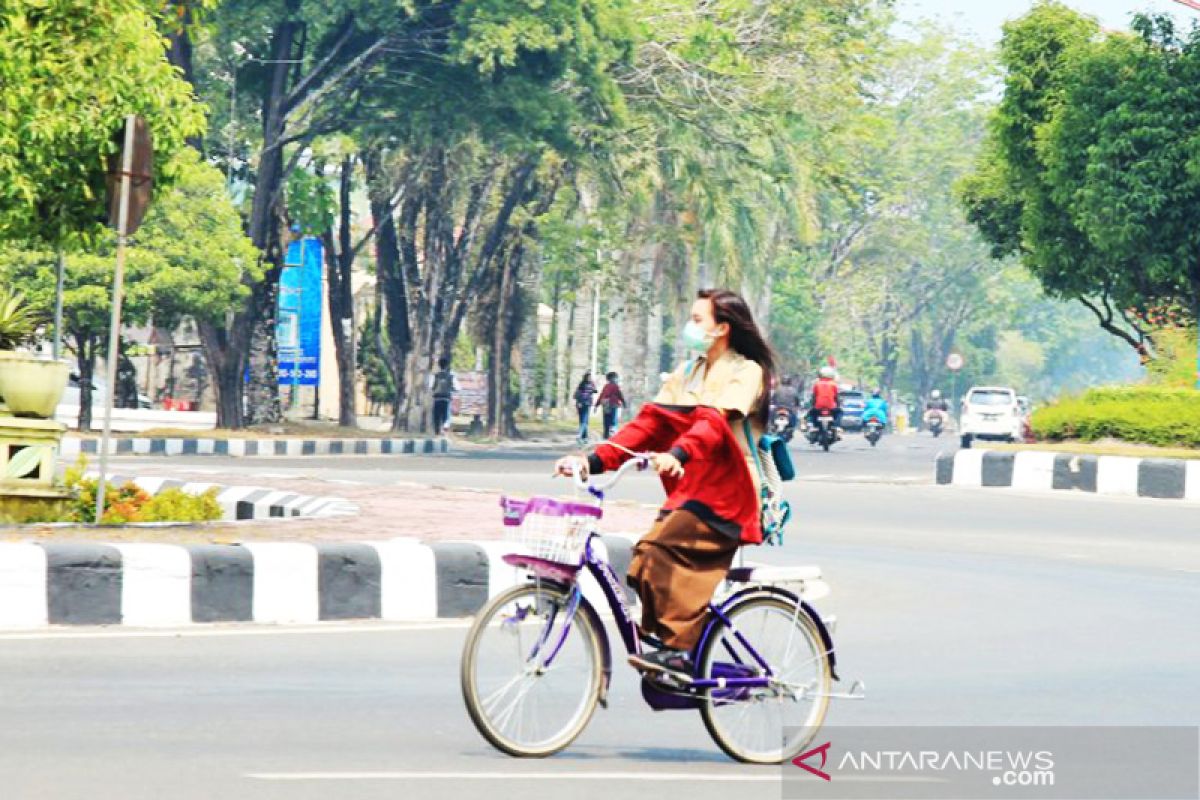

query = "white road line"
[[0, 621, 471, 641], [247, 771, 937, 783]]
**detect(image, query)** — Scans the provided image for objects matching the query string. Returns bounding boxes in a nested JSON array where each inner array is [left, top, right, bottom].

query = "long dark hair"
[[698, 288, 776, 423]]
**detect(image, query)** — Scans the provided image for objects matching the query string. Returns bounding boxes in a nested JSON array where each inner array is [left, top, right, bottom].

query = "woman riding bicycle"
[[556, 288, 774, 679]]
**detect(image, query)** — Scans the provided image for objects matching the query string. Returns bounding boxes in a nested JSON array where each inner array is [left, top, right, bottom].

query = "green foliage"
[[0, 289, 41, 350], [1033, 386, 1200, 447], [962, 3, 1200, 351], [136, 487, 224, 523], [357, 312, 396, 407], [132, 149, 262, 328], [1144, 327, 1198, 388], [0, 0, 205, 245], [0, 149, 259, 348], [60, 456, 222, 524]]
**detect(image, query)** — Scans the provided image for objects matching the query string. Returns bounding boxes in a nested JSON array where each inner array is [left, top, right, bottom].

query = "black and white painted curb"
[[936, 449, 1200, 501], [86, 473, 358, 521], [0, 534, 638, 628], [62, 436, 449, 458]]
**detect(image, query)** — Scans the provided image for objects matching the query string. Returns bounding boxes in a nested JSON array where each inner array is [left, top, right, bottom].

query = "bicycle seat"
[[725, 565, 823, 584]]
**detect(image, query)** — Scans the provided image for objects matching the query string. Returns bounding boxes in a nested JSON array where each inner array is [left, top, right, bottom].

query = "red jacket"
[[590, 403, 762, 544], [811, 378, 840, 411]]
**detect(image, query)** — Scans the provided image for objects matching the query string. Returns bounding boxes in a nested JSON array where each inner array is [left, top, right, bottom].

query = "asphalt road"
[[103, 428, 949, 498], [9, 437, 1200, 799]]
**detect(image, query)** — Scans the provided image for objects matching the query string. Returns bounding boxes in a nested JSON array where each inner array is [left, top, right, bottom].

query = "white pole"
[[95, 114, 136, 525], [590, 281, 600, 378], [53, 248, 65, 360]]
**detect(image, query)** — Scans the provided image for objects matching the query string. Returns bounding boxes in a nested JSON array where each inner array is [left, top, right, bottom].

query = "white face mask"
[[681, 320, 716, 351]]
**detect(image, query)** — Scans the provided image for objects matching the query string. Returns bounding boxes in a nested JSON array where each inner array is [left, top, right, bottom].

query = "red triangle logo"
[[792, 741, 832, 781]]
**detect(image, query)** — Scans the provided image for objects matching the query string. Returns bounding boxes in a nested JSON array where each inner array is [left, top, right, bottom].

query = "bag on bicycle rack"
[[744, 418, 793, 546]]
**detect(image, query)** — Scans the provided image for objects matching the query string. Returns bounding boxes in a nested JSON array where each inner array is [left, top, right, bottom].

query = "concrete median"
[[935, 448, 1200, 502]]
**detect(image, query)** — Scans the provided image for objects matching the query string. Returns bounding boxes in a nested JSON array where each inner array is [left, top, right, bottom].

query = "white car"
[[959, 386, 1022, 449]]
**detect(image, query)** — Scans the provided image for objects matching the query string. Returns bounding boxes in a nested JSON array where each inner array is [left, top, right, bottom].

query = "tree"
[[134, 150, 262, 418], [0, 0, 203, 246], [0, 247, 159, 430], [0, 151, 258, 429], [960, 4, 1200, 358]]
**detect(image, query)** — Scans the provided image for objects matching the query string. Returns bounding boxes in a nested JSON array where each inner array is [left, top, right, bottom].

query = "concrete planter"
[[0, 353, 70, 418]]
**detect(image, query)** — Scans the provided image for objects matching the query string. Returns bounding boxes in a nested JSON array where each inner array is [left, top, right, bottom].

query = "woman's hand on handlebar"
[[651, 452, 684, 479], [554, 454, 589, 480]]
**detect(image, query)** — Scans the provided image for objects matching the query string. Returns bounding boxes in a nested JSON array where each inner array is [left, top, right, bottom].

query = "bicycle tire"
[[461, 581, 604, 757], [698, 594, 832, 764]]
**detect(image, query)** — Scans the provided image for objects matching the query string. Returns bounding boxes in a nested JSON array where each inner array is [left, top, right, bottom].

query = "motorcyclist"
[[863, 389, 889, 429], [924, 389, 949, 431], [805, 366, 841, 430], [771, 375, 801, 432]]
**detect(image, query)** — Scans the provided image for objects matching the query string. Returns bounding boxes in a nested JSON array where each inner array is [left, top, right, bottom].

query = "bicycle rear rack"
[[808, 679, 866, 701]]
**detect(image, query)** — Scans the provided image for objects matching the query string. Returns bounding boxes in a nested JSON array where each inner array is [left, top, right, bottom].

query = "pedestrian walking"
[[431, 358, 456, 434], [573, 373, 598, 444], [595, 371, 627, 440]]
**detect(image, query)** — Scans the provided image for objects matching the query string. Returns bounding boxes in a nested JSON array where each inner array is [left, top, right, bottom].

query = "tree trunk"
[[240, 9, 303, 426], [322, 155, 358, 428], [75, 336, 95, 433]]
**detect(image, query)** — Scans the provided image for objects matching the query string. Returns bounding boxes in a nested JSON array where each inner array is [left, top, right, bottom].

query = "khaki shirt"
[[655, 349, 766, 491]]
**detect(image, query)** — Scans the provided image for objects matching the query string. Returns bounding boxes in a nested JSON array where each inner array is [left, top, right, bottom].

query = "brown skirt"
[[626, 508, 739, 651]]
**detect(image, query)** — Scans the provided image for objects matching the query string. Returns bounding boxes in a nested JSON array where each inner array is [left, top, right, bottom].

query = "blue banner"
[[277, 237, 323, 386]]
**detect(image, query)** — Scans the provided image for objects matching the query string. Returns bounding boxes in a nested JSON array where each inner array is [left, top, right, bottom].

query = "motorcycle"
[[770, 406, 796, 442], [863, 418, 885, 447], [924, 409, 947, 438], [807, 412, 839, 452]]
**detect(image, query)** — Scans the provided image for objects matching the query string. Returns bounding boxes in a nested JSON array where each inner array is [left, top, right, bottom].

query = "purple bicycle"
[[460, 453, 864, 763]]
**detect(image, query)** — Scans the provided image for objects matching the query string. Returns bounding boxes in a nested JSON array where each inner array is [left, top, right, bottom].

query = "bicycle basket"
[[500, 496, 603, 565]]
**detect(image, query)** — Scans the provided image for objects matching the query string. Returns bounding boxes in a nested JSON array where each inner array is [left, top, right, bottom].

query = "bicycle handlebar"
[[562, 452, 655, 495]]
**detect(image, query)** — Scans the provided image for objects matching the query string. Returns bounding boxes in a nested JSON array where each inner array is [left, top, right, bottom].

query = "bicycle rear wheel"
[[698, 594, 832, 764], [461, 581, 603, 757]]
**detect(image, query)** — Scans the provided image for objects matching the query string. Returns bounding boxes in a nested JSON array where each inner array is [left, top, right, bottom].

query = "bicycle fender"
[[574, 593, 614, 708], [534, 579, 614, 708], [707, 586, 840, 682]]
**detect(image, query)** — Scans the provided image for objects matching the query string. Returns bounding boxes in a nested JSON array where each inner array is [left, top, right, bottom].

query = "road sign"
[[946, 352, 965, 372], [105, 116, 153, 235]]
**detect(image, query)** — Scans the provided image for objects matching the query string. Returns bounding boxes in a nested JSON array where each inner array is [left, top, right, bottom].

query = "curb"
[[935, 449, 1200, 501], [0, 534, 638, 628], [62, 436, 450, 459], [82, 473, 358, 522]]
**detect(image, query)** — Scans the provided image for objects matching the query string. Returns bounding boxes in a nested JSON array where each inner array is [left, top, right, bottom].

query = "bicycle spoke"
[[464, 583, 601, 756]]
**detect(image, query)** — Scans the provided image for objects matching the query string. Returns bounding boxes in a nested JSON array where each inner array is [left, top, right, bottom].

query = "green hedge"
[[1032, 386, 1200, 448]]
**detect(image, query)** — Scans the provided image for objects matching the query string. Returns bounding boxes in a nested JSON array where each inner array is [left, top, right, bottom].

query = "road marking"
[[0, 620, 471, 641], [1172, 567, 1200, 574], [247, 771, 938, 783]]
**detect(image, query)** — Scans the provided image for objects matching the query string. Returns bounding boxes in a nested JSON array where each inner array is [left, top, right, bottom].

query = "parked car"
[[959, 386, 1021, 448], [839, 389, 866, 431]]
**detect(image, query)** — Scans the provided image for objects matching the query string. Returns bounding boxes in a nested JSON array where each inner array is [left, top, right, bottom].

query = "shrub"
[[1032, 386, 1200, 448], [0, 288, 40, 349], [60, 456, 223, 524]]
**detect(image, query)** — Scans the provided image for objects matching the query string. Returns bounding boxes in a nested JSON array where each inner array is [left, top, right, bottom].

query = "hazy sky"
[[896, 0, 1196, 43]]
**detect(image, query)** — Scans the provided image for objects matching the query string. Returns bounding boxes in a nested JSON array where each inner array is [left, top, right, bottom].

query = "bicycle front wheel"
[[698, 594, 832, 764], [461, 581, 604, 757]]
